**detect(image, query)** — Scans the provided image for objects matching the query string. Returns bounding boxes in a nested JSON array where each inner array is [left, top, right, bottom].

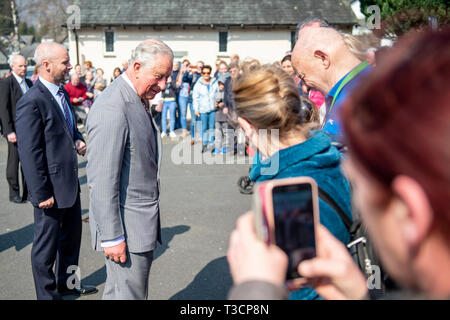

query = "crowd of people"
[[0, 14, 448, 302], [149, 50, 327, 157], [61, 60, 126, 123], [227, 21, 450, 301], [150, 56, 244, 154]]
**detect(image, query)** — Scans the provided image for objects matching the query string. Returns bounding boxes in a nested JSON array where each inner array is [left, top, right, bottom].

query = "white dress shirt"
[[12, 72, 29, 94], [39, 77, 74, 127], [121, 73, 137, 94]]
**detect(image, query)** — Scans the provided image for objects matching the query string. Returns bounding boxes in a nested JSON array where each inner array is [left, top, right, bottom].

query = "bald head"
[[292, 27, 362, 94], [71, 73, 80, 86], [10, 55, 26, 78], [34, 42, 72, 85], [34, 42, 67, 67], [11, 54, 25, 65]]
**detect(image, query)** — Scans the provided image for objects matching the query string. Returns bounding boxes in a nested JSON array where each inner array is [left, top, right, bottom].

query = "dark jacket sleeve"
[[183, 72, 193, 85], [15, 96, 53, 205], [0, 78, 13, 135], [223, 77, 234, 112]]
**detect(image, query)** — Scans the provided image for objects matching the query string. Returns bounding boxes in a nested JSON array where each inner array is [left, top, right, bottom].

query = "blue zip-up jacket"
[[250, 131, 352, 300], [323, 64, 372, 138], [192, 77, 217, 114]]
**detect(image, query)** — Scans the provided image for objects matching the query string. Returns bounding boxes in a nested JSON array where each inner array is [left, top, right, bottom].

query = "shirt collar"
[[121, 73, 138, 95], [39, 77, 62, 96], [12, 72, 24, 84]]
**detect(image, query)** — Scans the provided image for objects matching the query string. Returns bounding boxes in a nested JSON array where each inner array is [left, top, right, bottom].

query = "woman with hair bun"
[[228, 29, 450, 301], [232, 64, 352, 300]]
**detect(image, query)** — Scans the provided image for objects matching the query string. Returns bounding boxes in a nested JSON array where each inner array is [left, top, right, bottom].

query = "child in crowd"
[[212, 78, 230, 154], [161, 75, 178, 139]]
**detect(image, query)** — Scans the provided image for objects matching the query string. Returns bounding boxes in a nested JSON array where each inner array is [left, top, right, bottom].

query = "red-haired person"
[[227, 29, 450, 300]]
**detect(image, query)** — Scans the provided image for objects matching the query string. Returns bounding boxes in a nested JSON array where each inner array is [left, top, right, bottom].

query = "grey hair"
[[295, 17, 331, 43], [341, 32, 368, 61], [9, 54, 25, 66], [129, 39, 173, 71], [33, 42, 67, 67]]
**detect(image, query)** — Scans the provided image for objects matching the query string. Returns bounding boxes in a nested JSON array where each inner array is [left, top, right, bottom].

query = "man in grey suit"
[[86, 39, 173, 300]]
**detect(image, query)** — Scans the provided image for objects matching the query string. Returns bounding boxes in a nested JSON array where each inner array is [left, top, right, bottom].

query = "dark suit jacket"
[[223, 76, 235, 112], [0, 75, 33, 136], [15, 79, 84, 209]]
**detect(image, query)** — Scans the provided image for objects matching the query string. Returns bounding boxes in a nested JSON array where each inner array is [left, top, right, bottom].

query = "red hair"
[[341, 29, 450, 233]]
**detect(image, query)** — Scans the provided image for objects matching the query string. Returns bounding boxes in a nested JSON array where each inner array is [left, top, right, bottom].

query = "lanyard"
[[322, 61, 369, 128]]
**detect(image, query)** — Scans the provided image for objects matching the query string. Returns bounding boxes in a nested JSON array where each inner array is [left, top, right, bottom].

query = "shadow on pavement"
[[169, 256, 232, 300], [68, 224, 191, 299], [154, 225, 190, 260], [0, 223, 34, 253]]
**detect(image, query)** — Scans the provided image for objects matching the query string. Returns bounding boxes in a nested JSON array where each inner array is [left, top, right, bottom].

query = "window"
[[219, 31, 228, 52], [105, 29, 115, 53]]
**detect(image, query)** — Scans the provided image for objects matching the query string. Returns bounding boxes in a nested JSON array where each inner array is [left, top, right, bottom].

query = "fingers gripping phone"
[[253, 177, 320, 281]]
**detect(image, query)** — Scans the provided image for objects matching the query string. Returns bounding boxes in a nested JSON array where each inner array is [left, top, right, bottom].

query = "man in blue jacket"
[[15, 42, 97, 299], [292, 25, 372, 143]]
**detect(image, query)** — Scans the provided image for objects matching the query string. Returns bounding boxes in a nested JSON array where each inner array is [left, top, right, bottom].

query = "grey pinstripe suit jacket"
[[86, 75, 162, 253]]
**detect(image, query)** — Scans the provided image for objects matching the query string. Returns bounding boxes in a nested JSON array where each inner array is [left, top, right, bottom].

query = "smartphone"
[[253, 177, 320, 281]]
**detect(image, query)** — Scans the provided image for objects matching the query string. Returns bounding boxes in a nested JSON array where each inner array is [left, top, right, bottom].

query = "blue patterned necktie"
[[57, 87, 74, 139]]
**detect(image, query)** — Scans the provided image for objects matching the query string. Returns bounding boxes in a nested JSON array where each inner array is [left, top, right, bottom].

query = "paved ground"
[[0, 133, 253, 300]]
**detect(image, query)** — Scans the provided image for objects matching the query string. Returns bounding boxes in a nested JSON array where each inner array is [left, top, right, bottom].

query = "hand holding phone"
[[227, 212, 289, 287], [252, 177, 320, 283]]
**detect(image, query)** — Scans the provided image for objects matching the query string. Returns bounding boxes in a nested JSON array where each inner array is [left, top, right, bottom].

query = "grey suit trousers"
[[103, 251, 154, 300]]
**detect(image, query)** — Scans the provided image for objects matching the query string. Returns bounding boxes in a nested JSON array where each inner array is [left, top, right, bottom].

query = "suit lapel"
[[10, 76, 23, 101], [142, 99, 160, 166], [119, 77, 161, 174], [36, 80, 74, 143], [151, 105, 162, 176]]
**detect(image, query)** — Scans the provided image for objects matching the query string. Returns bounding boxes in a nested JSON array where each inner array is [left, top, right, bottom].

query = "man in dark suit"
[[15, 42, 97, 300], [0, 55, 32, 203]]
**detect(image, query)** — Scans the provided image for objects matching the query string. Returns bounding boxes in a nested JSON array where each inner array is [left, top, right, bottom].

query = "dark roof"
[[74, 0, 357, 27], [20, 43, 39, 60]]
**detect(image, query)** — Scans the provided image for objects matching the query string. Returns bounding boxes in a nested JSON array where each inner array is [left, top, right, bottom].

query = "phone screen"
[[272, 183, 316, 280]]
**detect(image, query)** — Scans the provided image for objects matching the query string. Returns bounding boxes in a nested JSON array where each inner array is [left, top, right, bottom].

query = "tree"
[[0, 0, 15, 55], [16, 0, 71, 42], [0, 0, 13, 36], [19, 22, 36, 38], [359, 0, 449, 38]]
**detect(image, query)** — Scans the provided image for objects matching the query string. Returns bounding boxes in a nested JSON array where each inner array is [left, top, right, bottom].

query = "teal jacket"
[[249, 131, 352, 300]]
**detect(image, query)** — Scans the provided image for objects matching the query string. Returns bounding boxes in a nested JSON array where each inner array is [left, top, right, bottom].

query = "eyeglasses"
[[202, 72, 211, 75]]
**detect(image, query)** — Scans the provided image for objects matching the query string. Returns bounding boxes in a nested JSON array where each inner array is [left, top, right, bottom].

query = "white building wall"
[[228, 29, 292, 63], [68, 26, 293, 82]]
